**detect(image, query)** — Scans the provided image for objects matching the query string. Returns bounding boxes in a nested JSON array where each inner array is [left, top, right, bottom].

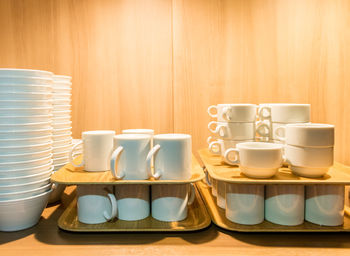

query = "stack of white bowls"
[[0, 68, 53, 231], [49, 75, 73, 203]]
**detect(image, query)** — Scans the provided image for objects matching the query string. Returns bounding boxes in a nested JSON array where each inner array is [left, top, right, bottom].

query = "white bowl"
[[0, 114, 52, 125], [53, 133, 72, 141], [0, 177, 50, 193], [0, 107, 52, 116], [0, 121, 52, 131], [53, 156, 69, 166], [0, 189, 52, 231], [0, 168, 52, 185], [52, 116, 71, 123], [0, 142, 52, 154], [52, 110, 71, 117], [0, 84, 52, 93], [0, 128, 52, 139], [52, 121, 72, 129], [0, 161, 53, 178], [53, 138, 72, 147], [53, 127, 72, 135], [48, 183, 66, 203], [53, 87, 71, 93], [53, 99, 71, 106], [0, 183, 52, 201], [53, 150, 70, 159], [0, 68, 53, 78], [0, 154, 52, 171], [53, 144, 72, 154], [0, 148, 52, 162], [53, 162, 68, 172], [0, 76, 53, 85], [0, 92, 52, 100], [53, 75, 71, 83], [53, 92, 71, 98], [53, 104, 71, 111], [0, 99, 52, 108], [0, 135, 52, 146]]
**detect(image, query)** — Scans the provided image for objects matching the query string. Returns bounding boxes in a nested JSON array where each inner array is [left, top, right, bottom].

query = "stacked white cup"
[[49, 75, 73, 203], [0, 68, 53, 231]]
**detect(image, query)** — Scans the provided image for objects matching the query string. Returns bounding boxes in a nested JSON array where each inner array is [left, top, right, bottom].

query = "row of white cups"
[[69, 129, 195, 224]]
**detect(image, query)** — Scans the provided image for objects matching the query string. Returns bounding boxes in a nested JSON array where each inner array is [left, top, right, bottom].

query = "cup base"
[[240, 166, 278, 179], [291, 166, 330, 178]]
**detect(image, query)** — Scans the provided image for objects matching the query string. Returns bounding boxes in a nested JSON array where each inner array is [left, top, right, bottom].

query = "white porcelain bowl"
[[0, 161, 53, 178], [53, 104, 71, 111], [53, 144, 72, 154], [53, 133, 72, 141], [0, 68, 53, 78], [52, 93, 71, 100], [0, 92, 52, 100], [0, 148, 52, 163], [0, 128, 52, 139], [48, 183, 66, 203], [0, 99, 52, 108], [0, 168, 52, 185], [52, 110, 71, 117], [52, 116, 71, 123], [0, 121, 52, 131], [0, 114, 52, 125], [0, 183, 52, 201], [53, 150, 70, 159], [0, 189, 52, 231], [0, 76, 52, 85], [53, 127, 72, 135], [0, 107, 52, 116], [53, 87, 71, 93], [53, 99, 71, 106], [0, 84, 52, 93], [53, 162, 68, 172], [52, 121, 72, 129], [53, 138, 72, 147], [0, 142, 52, 154], [0, 177, 50, 193], [53, 156, 69, 166], [0, 154, 52, 171], [53, 75, 71, 83], [0, 135, 52, 147]]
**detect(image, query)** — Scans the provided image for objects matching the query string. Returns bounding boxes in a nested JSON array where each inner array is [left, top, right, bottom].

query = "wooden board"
[[58, 184, 211, 232], [51, 154, 205, 185], [196, 180, 350, 232], [198, 148, 350, 185]]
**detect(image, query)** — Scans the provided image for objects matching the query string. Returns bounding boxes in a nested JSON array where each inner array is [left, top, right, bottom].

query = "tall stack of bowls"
[[0, 68, 53, 232], [49, 75, 73, 203]]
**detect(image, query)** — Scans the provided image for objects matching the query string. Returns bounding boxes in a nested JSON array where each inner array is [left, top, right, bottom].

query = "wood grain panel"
[[173, 0, 350, 164]]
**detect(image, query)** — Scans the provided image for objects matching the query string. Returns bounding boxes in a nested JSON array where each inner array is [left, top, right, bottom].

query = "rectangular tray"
[[51, 154, 204, 185], [196, 180, 350, 232], [58, 184, 211, 232], [198, 148, 350, 185]]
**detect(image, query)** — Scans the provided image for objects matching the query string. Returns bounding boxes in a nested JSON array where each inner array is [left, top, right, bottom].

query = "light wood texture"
[[58, 185, 210, 232], [51, 154, 205, 184], [199, 148, 350, 185], [196, 180, 350, 232]]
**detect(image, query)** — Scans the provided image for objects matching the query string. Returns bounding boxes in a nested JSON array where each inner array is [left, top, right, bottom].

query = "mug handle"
[[222, 106, 232, 121], [187, 183, 196, 205], [275, 126, 286, 142], [209, 141, 221, 155], [258, 106, 271, 120], [207, 136, 214, 145], [256, 121, 271, 137], [103, 193, 118, 221], [224, 148, 240, 165], [146, 144, 162, 179], [204, 170, 212, 187], [69, 141, 84, 167], [110, 146, 125, 179], [207, 105, 218, 118], [208, 121, 219, 133]]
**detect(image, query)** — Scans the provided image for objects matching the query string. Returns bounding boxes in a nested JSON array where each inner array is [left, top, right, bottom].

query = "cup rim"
[[217, 103, 257, 107], [237, 142, 284, 150], [259, 103, 310, 107], [154, 133, 191, 140]]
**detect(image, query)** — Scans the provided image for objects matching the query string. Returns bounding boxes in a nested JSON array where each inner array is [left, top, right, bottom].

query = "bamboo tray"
[[196, 180, 350, 232], [51, 154, 204, 185], [58, 184, 211, 232], [198, 148, 350, 185]]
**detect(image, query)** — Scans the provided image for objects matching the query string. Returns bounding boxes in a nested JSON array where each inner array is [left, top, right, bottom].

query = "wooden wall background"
[[0, 0, 349, 163]]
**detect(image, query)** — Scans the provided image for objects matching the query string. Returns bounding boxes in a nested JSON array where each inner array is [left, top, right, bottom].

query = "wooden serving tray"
[[196, 180, 350, 232], [51, 154, 204, 185], [58, 184, 211, 232], [198, 148, 350, 185]]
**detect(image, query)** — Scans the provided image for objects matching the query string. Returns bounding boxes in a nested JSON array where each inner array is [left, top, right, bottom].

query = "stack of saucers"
[[49, 75, 72, 203], [0, 68, 53, 232]]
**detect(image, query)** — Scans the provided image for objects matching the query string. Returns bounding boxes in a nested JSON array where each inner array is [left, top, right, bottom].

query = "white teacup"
[[209, 139, 254, 156], [225, 184, 264, 225], [285, 145, 333, 177], [265, 184, 305, 226], [146, 134, 192, 180], [305, 185, 344, 226], [258, 103, 310, 123], [151, 184, 195, 222], [208, 121, 256, 140], [224, 142, 284, 178], [114, 184, 150, 221], [208, 104, 257, 122], [69, 130, 115, 172], [275, 123, 334, 147], [110, 134, 152, 180], [77, 185, 117, 224]]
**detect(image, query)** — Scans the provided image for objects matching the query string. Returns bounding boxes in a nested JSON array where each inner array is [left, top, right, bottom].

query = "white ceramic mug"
[[275, 123, 334, 147], [224, 142, 284, 178], [77, 185, 117, 224], [208, 121, 256, 140], [285, 145, 333, 177], [216, 180, 226, 209], [208, 104, 257, 122], [225, 183, 264, 225], [258, 103, 310, 123], [151, 184, 195, 222], [110, 134, 152, 180], [305, 185, 344, 226], [69, 130, 115, 172], [114, 184, 150, 221], [146, 134, 192, 180], [265, 184, 304, 226]]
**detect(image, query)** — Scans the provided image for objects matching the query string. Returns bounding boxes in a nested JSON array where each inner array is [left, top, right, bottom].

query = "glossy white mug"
[[69, 130, 115, 172], [258, 103, 310, 123], [208, 104, 257, 122], [151, 184, 195, 222]]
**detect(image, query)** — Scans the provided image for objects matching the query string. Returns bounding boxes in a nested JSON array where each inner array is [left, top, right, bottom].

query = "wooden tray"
[[198, 148, 350, 185], [58, 184, 211, 232], [51, 154, 205, 185], [196, 180, 350, 232]]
